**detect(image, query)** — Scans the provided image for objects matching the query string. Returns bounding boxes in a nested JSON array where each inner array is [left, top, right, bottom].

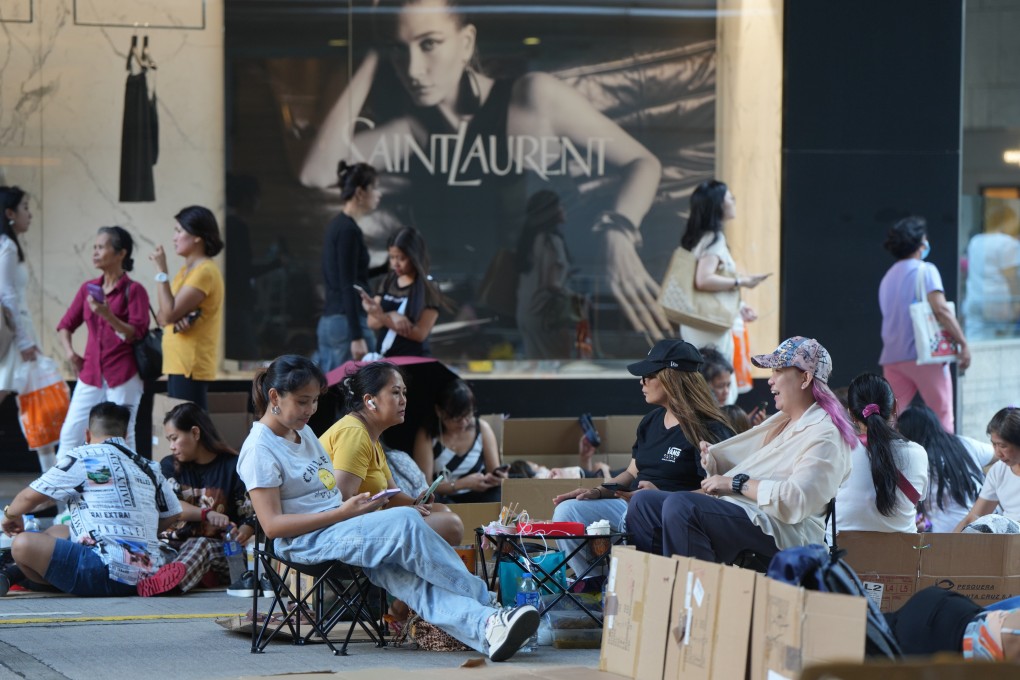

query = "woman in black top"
[[316, 161, 381, 372], [361, 227, 442, 357], [551, 339, 734, 576]]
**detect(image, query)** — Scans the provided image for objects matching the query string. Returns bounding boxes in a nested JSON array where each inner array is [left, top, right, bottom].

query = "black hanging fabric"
[[119, 42, 158, 202]]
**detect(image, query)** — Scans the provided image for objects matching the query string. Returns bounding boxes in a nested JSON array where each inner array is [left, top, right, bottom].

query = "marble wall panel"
[[0, 0, 224, 372]]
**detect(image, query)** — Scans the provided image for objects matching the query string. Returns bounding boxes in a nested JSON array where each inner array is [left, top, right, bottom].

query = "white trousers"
[[58, 373, 145, 453]]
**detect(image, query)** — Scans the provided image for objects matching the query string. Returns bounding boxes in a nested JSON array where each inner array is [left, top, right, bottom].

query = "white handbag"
[[909, 263, 958, 365]]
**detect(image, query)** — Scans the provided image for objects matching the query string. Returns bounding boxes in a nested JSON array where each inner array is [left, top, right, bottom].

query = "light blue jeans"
[[552, 498, 627, 577], [278, 507, 493, 652], [315, 313, 375, 374]]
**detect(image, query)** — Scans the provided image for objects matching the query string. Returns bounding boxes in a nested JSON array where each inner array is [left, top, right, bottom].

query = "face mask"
[[920, 241, 931, 260]]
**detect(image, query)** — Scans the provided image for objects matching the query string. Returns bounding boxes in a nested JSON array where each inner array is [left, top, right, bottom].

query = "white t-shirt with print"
[[978, 461, 1020, 521], [834, 439, 929, 534], [29, 437, 182, 585]]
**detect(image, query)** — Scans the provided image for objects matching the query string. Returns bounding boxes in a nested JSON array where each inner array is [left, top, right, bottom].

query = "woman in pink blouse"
[[57, 227, 150, 452]]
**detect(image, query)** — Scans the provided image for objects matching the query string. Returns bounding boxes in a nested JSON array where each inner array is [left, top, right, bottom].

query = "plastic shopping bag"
[[15, 356, 70, 448]]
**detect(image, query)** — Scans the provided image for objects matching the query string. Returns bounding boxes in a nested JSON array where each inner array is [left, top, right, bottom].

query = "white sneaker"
[[485, 605, 539, 662]]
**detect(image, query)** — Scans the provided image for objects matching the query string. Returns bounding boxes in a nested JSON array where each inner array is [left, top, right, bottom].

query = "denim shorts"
[[44, 540, 137, 597]]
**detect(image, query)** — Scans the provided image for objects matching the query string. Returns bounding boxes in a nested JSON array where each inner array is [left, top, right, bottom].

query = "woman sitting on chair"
[[236, 355, 539, 661]]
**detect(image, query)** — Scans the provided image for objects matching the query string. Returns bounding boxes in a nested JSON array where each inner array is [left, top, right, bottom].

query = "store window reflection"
[[961, 192, 1020, 342]]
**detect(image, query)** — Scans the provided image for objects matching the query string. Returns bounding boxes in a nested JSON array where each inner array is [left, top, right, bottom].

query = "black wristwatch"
[[731, 473, 750, 495]]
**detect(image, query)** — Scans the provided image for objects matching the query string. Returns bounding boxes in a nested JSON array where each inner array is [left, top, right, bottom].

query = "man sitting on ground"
[[0, 402, 182, 596]]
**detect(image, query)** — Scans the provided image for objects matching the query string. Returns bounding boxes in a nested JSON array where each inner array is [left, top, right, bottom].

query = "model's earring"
[[458, 67, 481, 115], [271, 405, 281, 415]]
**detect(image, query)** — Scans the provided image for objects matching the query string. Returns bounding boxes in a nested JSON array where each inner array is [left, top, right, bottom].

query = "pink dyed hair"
[[813, 381, 857, 447]]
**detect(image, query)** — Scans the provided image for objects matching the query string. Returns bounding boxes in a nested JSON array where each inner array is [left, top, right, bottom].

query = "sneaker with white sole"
[[226, 570, 272, 597], [485, 605, 540, 662]]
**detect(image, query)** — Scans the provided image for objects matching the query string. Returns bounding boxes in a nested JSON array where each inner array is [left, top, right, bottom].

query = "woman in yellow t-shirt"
[[149, 206, 224, 410], [320, 361, 462, 547]]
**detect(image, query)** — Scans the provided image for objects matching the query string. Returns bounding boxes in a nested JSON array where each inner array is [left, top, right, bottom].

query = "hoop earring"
[[458, 67, 481, 115], [271, 405, 281, 416]]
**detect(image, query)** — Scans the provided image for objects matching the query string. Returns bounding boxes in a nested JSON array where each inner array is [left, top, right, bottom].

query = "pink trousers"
[[883, 360, 954, 432]]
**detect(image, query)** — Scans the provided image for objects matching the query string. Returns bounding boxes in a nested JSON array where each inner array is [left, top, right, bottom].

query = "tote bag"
[[910, 263, 958, 365], [15, 356, 70, 448], [657, 246, 740, 333]]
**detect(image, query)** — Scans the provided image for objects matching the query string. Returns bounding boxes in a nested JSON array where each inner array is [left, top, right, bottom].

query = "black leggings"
[[167, 375, 209, 410], [884, 586, 982, 655]]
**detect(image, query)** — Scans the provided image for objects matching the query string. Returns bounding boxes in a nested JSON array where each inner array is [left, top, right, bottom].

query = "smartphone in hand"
[[370, 488, 401, 502], [352, 284, 369, 296], [85, 283, 105, 303], [415, 474, 445, 506], [579, 413, 601, 447]]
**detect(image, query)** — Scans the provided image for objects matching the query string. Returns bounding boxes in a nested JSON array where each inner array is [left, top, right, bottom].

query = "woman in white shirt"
[[835, 373, 929, 534], [897, 405, 989, 533], [954, 407, 1020, 532]]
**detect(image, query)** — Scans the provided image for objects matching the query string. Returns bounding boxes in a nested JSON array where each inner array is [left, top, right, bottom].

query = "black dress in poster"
[[229, 0, 715, 363], [120, 70, 158, 202]]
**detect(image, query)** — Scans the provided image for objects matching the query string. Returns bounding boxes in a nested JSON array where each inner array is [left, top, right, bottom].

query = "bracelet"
[[733, 277, 741, 289], [3, 504, 15, 521], [200, 507, 210, 522], [592, 211, 642, 247]]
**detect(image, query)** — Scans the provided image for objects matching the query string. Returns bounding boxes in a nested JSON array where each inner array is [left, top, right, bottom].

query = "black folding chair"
[[249, 523, 386, 655]]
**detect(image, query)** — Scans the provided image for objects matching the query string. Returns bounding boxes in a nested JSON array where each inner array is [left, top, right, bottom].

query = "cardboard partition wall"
[[600, 546, 679, 680], [447, 501, 501, 546], [750, 573, 866, 680], [839, 531, 926, 612], [841, 531, 1020, 610], [917, 533, 1020, 607], [664, 558, 756, 680], [500, 478, 603, 523], [151, 392, 253, 461], [499, 415, 642, 471]]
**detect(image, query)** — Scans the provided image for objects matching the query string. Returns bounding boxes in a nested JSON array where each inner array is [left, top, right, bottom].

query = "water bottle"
[[514, 571, 541, 652], [22, 515, 40, 532], [223, 530, 247, 583]]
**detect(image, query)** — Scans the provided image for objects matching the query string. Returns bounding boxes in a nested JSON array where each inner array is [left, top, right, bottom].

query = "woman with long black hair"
[[834, 373, 929, 534], [897, 405, 990, 532], [359, 227, 442, 357]]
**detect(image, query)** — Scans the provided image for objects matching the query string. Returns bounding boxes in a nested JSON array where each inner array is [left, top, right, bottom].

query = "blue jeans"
[[315, 314, 375, 373], [552, 497, 627, 576], [44, 539, 137, 596], [279, 507, 493, 652]]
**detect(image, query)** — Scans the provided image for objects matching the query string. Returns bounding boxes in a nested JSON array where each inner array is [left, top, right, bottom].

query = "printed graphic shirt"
[[632, 407, 733, 492], [29, 437, 182, 585], [160, 453, 254, 541]]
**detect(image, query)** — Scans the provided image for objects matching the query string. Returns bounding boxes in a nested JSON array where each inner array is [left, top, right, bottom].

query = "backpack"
[[765, 501, 903, 660]]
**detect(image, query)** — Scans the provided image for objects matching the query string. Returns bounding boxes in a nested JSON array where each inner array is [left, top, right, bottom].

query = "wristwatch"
[[154, 271, 169, 283], [731, 473, 750, 495]]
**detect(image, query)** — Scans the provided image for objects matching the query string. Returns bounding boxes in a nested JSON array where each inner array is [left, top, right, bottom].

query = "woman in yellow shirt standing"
[[150, 206, 224, 409]]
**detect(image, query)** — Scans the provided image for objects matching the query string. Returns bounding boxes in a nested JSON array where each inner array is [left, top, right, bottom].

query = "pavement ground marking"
[[0, 611, 82, 617], [0, 612, 240, 625]]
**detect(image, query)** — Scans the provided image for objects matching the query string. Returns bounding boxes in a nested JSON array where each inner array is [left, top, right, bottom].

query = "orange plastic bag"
[[15, 356, 70, 448], [732, 322, 753, 394]]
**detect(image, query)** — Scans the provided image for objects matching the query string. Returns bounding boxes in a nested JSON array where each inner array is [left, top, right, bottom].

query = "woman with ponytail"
[[316, 161, 382, 371], [135, 403, 254, 596], [233, 354, 539, 661], [57, 226, 151, 452], [834, 373, 930, 533]]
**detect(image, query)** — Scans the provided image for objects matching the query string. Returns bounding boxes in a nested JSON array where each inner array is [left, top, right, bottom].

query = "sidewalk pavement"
[[0, 475, 600, 680]]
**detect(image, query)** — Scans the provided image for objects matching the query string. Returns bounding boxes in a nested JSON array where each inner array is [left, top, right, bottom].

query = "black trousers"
[[884, 586, 982, 655], [167, 375, 209, 411], [628, 490, 779, 564]]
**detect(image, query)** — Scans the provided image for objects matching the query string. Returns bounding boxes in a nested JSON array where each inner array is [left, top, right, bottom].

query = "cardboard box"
[[448, 502, 501, 546], [841, 531, 1020, 611], [500, 478, 602, 523], [599, 546, 679, 680], [750, 573, 866, 680], [839, 531, 926, 612], [664, 557, 756, 680], [918, 533, 1020, 607], [151, 392, 253, 461], [498, 415, 642, 471]]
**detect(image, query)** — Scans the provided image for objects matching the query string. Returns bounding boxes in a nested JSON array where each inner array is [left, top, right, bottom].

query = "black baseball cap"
[[627, 339, 703, 376]]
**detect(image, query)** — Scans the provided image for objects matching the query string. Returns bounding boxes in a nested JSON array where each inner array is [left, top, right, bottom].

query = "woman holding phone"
[[235, 355, 539, 661], [551, 339, 734, 580], [316, 161, 381, 371], [57, 227, 150, 452], [319, 361, 463, 546]]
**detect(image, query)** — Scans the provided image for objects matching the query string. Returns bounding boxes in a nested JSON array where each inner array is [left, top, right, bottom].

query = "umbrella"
[[326, 356, 459, 454]]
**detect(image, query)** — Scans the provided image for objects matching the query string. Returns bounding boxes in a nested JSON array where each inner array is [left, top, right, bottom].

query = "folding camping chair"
[[249, 523, 386, 655]]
